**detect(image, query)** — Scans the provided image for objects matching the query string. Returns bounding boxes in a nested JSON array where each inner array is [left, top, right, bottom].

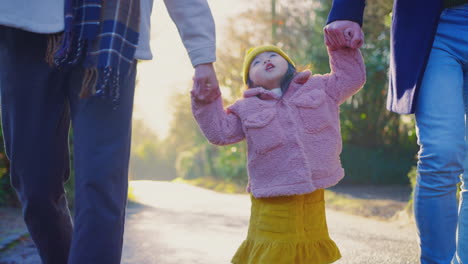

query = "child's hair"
[[246, 63, 297, 96]]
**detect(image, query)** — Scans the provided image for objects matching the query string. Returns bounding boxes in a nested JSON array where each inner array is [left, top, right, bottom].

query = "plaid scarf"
[[47, 0, 140, 103]]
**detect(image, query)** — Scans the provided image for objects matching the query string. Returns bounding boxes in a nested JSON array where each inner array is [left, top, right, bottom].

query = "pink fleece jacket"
[[191, 48, 366, 198]]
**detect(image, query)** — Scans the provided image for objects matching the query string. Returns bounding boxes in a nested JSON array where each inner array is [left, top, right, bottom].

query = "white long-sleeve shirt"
[[0, 0, 216, 66]]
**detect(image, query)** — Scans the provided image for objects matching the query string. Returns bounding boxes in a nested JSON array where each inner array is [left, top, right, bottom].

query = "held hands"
[[323, 20, 364, 50], [191, 63, 221, 103]]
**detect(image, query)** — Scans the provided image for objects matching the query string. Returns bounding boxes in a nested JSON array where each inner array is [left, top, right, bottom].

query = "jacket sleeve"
[[192, 95, 245, 146], [326, 0, 366, 26], [322, 48, 366, 105], [163, 0, 216, 67]]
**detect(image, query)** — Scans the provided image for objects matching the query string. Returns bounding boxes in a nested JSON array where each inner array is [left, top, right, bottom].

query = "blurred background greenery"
[[0, 0, 419, 208]]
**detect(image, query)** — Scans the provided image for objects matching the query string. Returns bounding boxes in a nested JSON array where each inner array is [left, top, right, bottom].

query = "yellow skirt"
[[231, 189, 341, 264]]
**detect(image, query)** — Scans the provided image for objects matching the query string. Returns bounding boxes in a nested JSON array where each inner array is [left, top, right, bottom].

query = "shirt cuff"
[[189, 45, 216, 67], [326, 0, 365, 26]]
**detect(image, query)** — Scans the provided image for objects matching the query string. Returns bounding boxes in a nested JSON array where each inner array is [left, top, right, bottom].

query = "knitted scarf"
[[47, 0, 140, 103]]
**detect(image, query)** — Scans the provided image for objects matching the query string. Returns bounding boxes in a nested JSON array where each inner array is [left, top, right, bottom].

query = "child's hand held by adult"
[[324, 20, 364, 50], [192, 63, 221, 103]]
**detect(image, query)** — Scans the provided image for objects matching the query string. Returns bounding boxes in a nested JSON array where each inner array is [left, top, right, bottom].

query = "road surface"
[[122, 181, 419, 264]]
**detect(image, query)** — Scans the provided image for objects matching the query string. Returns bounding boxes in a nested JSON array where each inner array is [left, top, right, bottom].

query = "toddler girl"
[[191, 44, 365, 264]]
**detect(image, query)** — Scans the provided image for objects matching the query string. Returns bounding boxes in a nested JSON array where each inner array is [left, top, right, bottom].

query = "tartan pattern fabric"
[[53, 0, 140, 102]]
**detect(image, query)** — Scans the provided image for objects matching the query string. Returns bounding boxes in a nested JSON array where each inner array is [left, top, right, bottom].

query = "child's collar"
[[243, 87, 281, 100], [243, 71, 311, 100]]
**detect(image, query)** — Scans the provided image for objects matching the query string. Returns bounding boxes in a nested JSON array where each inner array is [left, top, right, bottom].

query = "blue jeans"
[[0, 27, 136, 264], [414, 5, 468, 264]]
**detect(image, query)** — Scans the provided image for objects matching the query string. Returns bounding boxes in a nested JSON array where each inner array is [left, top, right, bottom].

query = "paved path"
[[122, 181, 419, 264], [0, 181, 419, 263]]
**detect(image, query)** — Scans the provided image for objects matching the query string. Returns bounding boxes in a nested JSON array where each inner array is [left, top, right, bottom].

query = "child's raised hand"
[[191, 63, 221, 103], [324, 20, 364, 50], [344, 28, 363, 49]]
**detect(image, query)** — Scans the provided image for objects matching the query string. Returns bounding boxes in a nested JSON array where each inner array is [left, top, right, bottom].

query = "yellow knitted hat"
[[242, 45, 295, 84]]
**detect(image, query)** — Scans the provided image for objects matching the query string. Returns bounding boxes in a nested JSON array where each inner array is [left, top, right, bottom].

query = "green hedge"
[[0, 167, 75, 208], [0, 172, 18, 207], [340, 144, 416, 185], [0, 143, 418, 207]]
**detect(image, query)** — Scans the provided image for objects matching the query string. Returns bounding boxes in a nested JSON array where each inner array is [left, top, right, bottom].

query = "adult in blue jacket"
[[325, 1, 468, 263]]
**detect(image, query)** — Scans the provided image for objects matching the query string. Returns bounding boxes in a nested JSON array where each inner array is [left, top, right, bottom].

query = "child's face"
[[249, 51, 288, 90]]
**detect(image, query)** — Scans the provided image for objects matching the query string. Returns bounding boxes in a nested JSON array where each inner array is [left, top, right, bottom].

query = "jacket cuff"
[[326, 0, 366, 26], [189, 45, 216, 67], [191, 89, 221, 107]]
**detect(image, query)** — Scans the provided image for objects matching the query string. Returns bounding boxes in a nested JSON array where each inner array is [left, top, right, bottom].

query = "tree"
[[129, 119, 176, 181]]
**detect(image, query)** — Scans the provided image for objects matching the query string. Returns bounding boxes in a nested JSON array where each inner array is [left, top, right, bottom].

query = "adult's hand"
[[324, 20, 364, 50], [191, 63, 220, 103]]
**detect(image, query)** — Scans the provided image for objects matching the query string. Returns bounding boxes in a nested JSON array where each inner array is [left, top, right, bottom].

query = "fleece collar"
[[243, 87, 282, 100], [243, 71, 311, 100]]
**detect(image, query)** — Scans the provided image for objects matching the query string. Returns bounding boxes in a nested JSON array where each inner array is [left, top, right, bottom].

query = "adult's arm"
[[326, 0, 366, 26], [324, 0, 366, 50], [164, 0, 219, 103], [164, 0, 216, 67]]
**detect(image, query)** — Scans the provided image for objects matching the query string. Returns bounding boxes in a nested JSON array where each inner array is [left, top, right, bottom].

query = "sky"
[[133, 0, 245, 139]]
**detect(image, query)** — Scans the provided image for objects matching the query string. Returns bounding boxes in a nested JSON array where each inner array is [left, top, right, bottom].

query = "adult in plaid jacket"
[[0, 0, 218, 263]]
